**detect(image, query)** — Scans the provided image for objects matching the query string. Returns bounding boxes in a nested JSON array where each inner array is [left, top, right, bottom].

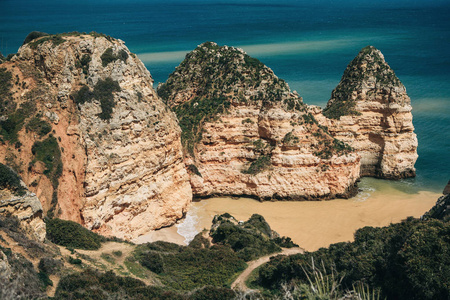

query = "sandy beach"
[[136, 178, 441, 251]]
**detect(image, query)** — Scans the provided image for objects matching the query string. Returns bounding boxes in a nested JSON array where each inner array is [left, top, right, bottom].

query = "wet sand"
[[137, 178, 441, 251]]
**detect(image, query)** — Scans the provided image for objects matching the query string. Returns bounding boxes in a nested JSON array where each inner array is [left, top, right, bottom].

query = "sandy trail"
[[231, 247, 304, 291]]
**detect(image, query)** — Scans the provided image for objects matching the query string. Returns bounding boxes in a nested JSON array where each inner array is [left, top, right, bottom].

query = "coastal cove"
[[140, 178, 441, 251]]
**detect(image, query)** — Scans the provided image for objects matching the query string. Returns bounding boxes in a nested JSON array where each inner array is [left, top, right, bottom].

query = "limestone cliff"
[[0, 32, 192, 240], [313, 46, 417, 179], [158, 42, 360, 200], [0, 163, 45, 241]]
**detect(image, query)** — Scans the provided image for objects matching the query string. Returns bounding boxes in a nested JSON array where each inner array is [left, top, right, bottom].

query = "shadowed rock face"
[[0, 33, 192, 240], [313, 46, 418, 179], [158, 42, 360, 200]]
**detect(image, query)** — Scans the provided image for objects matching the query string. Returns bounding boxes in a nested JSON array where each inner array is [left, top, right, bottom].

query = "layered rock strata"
[[158, 42, 360, 200], [0, 32, 191, 240], [0, 165, 45, 241], [313, 46, 417, 179]]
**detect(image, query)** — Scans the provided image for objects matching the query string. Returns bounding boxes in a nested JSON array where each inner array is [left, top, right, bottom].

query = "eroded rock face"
[[0, 178, 45, 242], [313, 46, 417, 179], [158, 42, 360, 200], [0, 33, 191, 240]]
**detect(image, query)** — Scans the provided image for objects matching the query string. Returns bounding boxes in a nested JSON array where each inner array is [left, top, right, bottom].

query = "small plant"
[[101, 47, 128, 67], [112, 250, 122, 257], [68, 256, 82, 265], [241, 155, 271, 175], [0, 163, 25, 196], [26, 117, 52, 136], [301, 257, 343, 299]]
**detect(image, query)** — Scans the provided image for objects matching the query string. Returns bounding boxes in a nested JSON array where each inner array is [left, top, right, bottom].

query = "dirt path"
[[231, 247, 304, 291]]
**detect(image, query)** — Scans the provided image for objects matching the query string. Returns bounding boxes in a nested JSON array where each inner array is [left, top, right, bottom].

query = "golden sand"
[[138, 179, 441, 251]]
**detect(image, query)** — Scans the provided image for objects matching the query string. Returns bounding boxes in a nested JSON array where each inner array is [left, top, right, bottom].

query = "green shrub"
[[211, 214, 282, 261], [241, 155, 271, 175], [71, 78, 120, 120], [0, 67, 15, 115], [26, 117, 52, 136], [22, 31, 49, 45], [188, 232, 211, 249], [134, 241, 246, 291], [187, 164, 202, 177], [31, 135, 62, 188], [174, 96, 230, 155], [28, 34, 66, 49], [46, 218, 106, 250], [38, 257, 63, 275], [101, 48, 128, 67], [256, 218, 450, 300], [0, 163, 25, 196], [56, 269, 184, 299], [139, 252, 164, 274], [189, 286, 236, 300]]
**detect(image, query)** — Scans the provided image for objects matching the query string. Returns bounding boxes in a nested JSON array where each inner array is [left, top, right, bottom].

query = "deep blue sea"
[[1, 0, 449, 193]]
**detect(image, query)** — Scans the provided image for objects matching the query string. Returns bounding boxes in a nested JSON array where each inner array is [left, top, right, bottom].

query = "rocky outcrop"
[[422, 193, 450, 222], [158, 42, 360, 200], [0, 164, 45, 242], [0, 33, 192, 240], [443, 180, 450, 195], [312, 46, 417, 179]]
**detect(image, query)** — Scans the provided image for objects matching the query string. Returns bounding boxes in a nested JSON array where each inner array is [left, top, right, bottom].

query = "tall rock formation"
[[0, 32, 191, 240], [158, 42, 360, 200], [312, 46, 417, 179]]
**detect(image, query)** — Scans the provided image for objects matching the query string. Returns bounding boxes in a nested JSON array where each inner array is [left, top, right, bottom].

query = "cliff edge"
[[0, 32, 192, 240]]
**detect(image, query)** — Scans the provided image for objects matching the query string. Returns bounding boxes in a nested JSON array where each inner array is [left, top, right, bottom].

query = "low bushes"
[[210, 214, 282, 261], [46, 218, 106, 250], [0, 163, 25, 196], [134, 241, 246, 291], [256, 217, 450, 300], [71, 77, 121, 120]]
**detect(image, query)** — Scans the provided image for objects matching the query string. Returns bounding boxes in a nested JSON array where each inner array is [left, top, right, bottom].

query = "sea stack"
[[158, 42, 360, 200], [312, 46, 418, 179]]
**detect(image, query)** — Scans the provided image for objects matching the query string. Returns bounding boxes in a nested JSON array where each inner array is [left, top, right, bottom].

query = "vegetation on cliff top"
[[158, 42, 304, 155], [255, 216, 450, 300], [23, 31, 115, 49], [323, 45, 402, 119]]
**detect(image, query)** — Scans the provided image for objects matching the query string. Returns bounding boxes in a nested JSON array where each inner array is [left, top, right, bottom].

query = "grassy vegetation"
[[241, 155, 271, 175], [46, 218, 106, 250], [26, 117, 52, 137], [174, 96, 230, 155], [72, 77, 121, 120], [31, 135, 62, 188], [101, 47, 128, 67], [28, 35, 66, 49], [256, 217, 450, 300], [0, 68, 15, 115], [324, 46, 400, 120], [75, 54, 91, 75], [0, 163, 25, 196], [210, 214, 283, 261], [132, 241, 246, 291], [56, 268, 237, 299]]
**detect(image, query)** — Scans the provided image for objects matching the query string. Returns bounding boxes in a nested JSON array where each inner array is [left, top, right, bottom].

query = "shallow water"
[[174, 178, 441, 251]]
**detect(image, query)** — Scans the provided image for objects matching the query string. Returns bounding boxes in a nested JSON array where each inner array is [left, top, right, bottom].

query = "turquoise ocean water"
[[1, 0, 449, 193]]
